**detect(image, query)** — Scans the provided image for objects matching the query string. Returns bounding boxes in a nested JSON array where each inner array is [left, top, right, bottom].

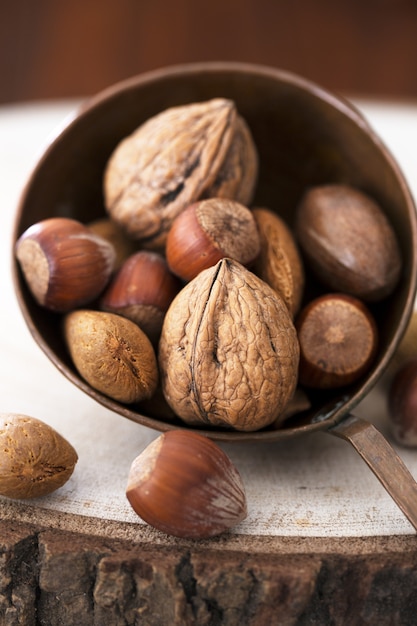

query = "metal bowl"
[[12, 62, 417, 444]]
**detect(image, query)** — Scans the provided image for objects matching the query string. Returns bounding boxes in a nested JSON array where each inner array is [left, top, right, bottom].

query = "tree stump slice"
[[2, 513, 417, 625]]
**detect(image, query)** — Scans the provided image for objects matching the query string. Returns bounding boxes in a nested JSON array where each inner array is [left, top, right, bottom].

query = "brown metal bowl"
[[12, 62, 417, 444]]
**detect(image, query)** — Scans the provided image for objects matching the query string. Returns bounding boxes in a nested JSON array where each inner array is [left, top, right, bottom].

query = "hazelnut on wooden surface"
[[0, 413, 77, 499], [388, 359, 417, 447], [15, 217, 116, 312], [159, 258, 299, 431], [296, 293, 378, 389], [252, 207, 305, 317], [166, 198, 261, 282], [100, 251, 181, 344], [104, 98, 258, 249], [295, 184, 402, 301], [64, 310, 158, 404], [126, 430, 247, 538]]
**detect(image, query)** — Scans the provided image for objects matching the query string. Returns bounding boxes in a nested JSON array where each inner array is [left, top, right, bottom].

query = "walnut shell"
[[252, 207, 305, 317], [63, 310, 159, 404], [0, 413, 78, 499], [104, 98, 258, 249], [158, 258, 300, 431]]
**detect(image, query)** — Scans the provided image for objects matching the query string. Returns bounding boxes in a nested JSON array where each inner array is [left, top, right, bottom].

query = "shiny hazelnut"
[[166, 198, 260, 281], [296, 293, 378, 389], [388, 359, 417, 447], [100, 251, 181, 344], [126, 430, 247, 538], [15, 217, 116, 312]]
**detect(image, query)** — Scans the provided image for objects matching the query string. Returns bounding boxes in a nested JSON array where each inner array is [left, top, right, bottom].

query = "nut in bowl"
[[12, 63, 417, 446]]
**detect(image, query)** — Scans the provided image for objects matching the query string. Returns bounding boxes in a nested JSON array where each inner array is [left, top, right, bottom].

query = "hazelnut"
[[296, 293, 378, 389], [63, 310, 159, 404], [0, 413, 77, 499], [388, 359, 417, 447], [126, 430, 247, 538], [15, 217, 116, 312], [166, 198, 261, 281], [295, 184, 402, 301], [100, 251, 181, 344]]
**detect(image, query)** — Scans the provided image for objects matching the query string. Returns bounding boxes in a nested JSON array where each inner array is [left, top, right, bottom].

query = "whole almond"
[[253, 207, 305, 317], [0, 413, 77, 499], [64, 310, 159, 404]]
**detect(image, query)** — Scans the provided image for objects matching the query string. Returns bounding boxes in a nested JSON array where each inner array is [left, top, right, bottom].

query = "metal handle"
[[328, 413, 417, 532]]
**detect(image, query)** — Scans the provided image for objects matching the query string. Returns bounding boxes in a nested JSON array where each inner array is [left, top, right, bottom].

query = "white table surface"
[[1, 98, 417, 538]]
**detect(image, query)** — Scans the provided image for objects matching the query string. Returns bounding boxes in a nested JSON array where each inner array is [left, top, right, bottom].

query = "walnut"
[[158, 258, 300, 431], [252, 207, 305, 317], [104, 99, 258, 250]]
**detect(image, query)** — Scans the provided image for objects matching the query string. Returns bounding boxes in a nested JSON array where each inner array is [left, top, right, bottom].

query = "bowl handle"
[[328, 414, 417, 532]]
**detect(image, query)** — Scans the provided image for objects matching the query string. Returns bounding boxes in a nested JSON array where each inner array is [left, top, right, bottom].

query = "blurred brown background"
[[1, 0, 417, 105]]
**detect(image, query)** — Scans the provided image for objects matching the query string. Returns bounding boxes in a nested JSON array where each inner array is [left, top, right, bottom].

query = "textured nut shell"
[[194, 198, 260, 264], [166, 198, 261, 282], [295, 184, 402, 301], [126, 430, 247, 538], [64, 310, 158, 403], [0, 413, 77, 499], [296, 294, 378, 389], [253, 208, 305, 317], [104, 99, 258, 249], [159, 258, 299, 431]]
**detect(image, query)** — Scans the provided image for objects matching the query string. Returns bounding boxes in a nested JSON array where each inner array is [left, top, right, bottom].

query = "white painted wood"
[[1, 98, 417, 537]]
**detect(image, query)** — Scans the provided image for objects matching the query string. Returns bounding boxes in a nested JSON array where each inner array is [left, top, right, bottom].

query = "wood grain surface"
[[2, 0, 417, 104], [2, 516, 417, 625]]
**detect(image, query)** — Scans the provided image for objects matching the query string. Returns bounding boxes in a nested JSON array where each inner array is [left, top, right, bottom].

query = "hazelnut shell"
[[101, 251, 181, 344], [126, 430, 247, 538], [15, 217, 116, 312], [166, 198, 260, 282]]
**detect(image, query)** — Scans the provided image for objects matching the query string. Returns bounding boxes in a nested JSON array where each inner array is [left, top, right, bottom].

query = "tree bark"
[[1, 519, 417, 625]]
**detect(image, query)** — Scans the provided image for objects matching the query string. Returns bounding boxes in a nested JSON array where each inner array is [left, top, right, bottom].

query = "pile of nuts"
[[13, 97, 407, 537]]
